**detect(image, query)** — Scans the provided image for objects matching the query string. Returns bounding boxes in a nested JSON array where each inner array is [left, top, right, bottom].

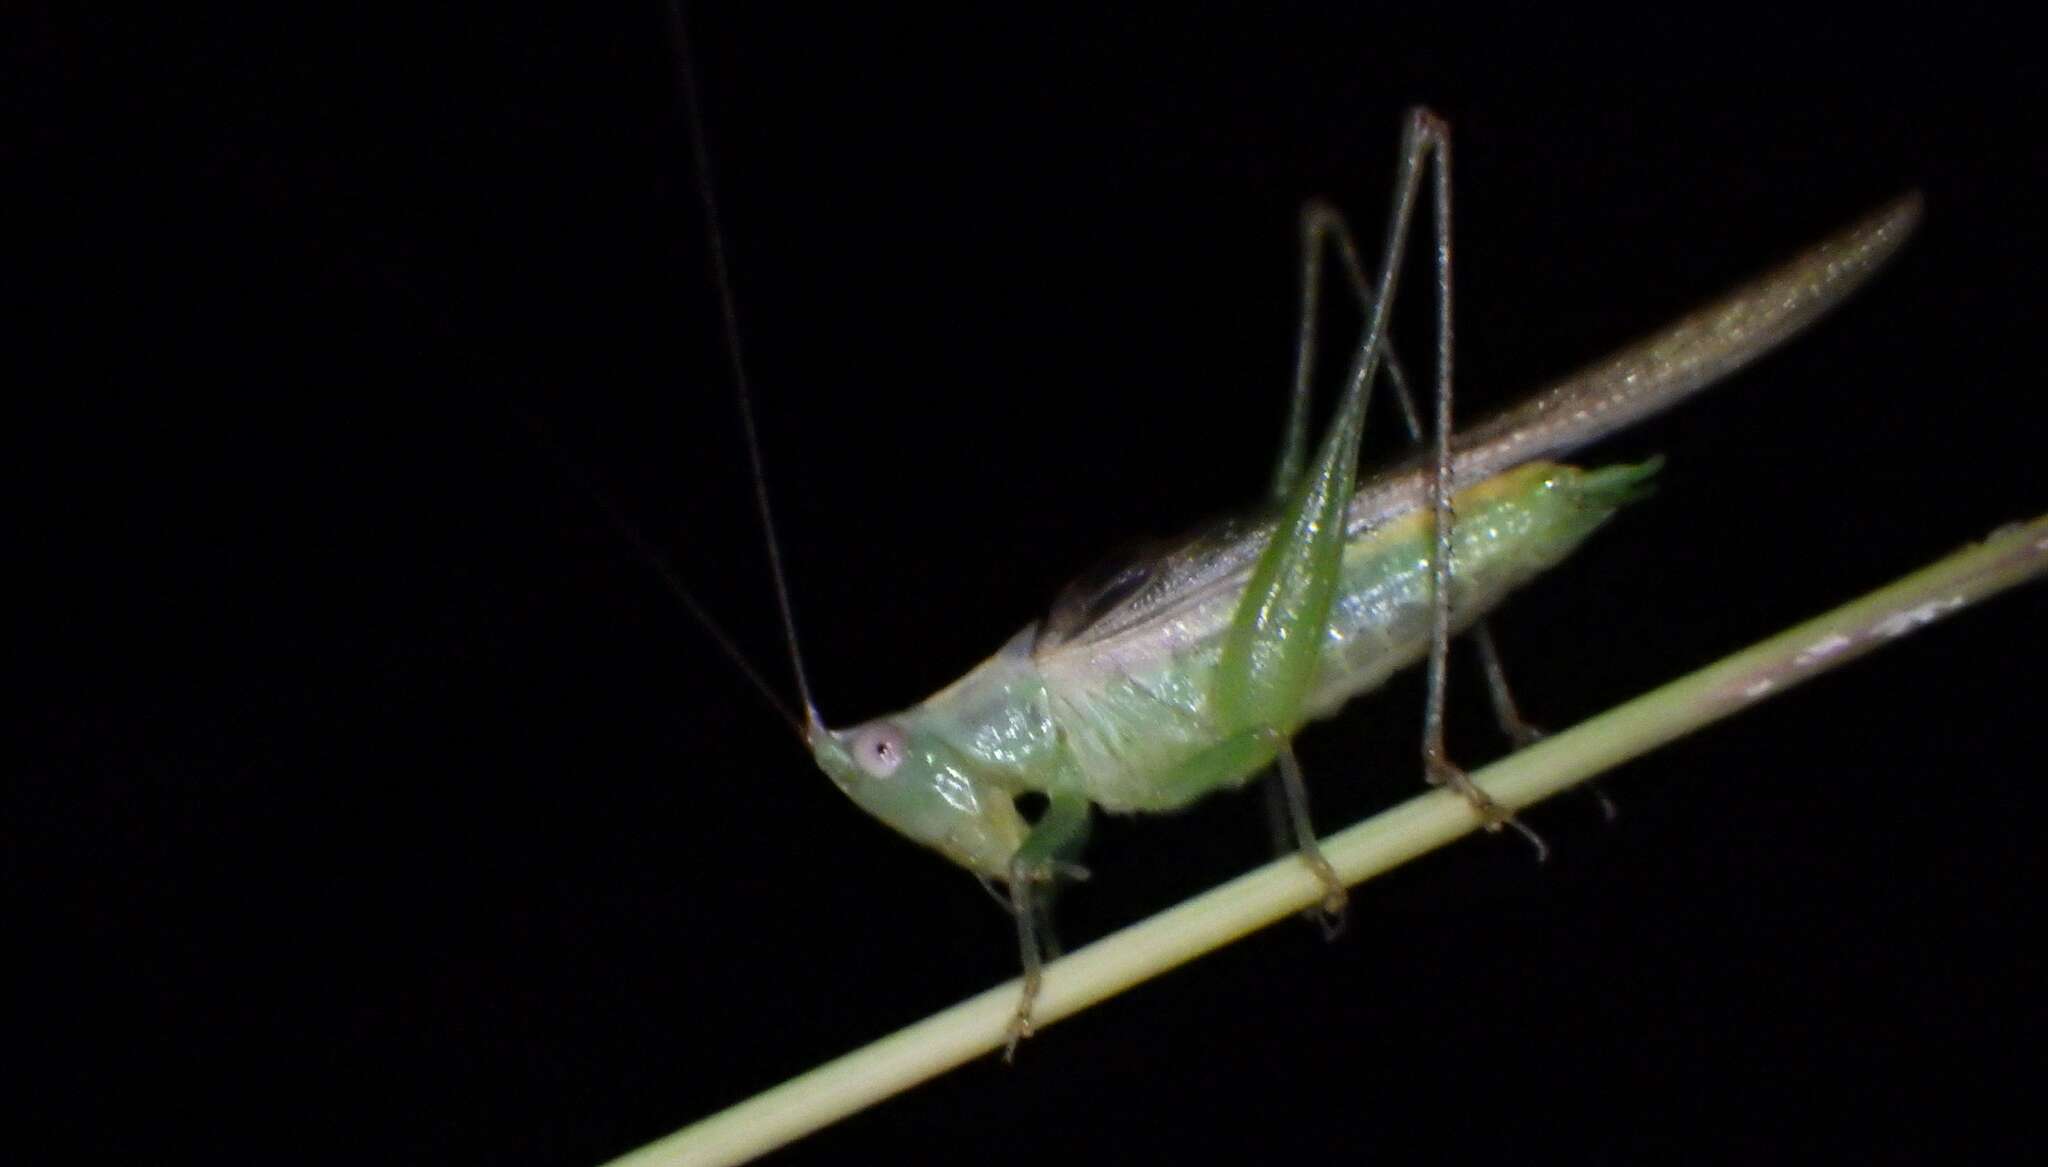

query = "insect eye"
[[851, 724, 907, 779]]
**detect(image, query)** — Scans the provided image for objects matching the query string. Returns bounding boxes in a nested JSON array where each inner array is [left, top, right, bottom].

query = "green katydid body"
[[814, 458, 1651, 875], [810, 189, 1921, 897]]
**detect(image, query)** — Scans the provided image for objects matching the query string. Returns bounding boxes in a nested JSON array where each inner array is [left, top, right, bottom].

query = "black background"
[[13, 4, 2045, 1164]]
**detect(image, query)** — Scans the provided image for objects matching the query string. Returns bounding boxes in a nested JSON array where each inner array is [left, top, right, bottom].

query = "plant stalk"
[[606, 514, 2047, 1167]]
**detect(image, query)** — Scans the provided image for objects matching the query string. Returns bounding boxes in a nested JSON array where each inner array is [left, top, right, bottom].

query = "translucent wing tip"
[[1449, 190, 1926, 482], [1875, 189, 1924, 238], [1842, 190, 1923, 269]]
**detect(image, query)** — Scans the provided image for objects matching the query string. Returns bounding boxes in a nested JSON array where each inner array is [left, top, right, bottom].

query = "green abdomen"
[[1302, 459, 1659, 720], [1041, 459, 1657, 813]]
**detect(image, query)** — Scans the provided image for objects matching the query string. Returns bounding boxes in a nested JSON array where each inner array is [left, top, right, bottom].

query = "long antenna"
[[512, 409, 806, 738], [326, 237, 809, 738], [666, 0, 824, 737]]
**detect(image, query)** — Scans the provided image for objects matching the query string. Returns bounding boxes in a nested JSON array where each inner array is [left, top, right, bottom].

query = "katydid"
[[679, 82, 1921, 1048]]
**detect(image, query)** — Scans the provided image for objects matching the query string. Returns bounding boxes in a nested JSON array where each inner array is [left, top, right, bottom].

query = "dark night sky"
[[13, 4, 2045, 1164]]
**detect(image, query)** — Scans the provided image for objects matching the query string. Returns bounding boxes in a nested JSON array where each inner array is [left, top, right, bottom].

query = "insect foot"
[[1424, 747, 1551, 864], [1304, 853, 1349, 939], [1002, 998, 1036, 1063], [1000, 857, 1089, 1063]]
